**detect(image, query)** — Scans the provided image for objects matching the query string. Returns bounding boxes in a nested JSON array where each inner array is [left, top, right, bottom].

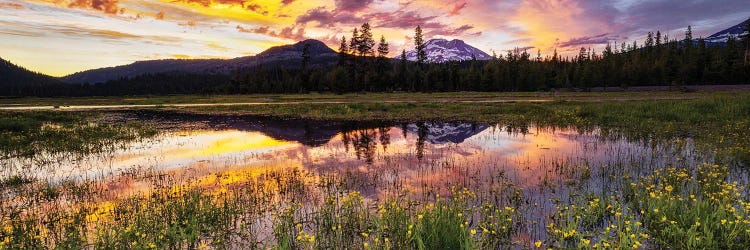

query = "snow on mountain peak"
[[705, 18, 749, 43], [398, 38, 492, 63]]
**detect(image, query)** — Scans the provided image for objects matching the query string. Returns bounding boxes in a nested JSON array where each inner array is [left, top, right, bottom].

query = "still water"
[[6, 113, 705, 199], [3, 114, 714, 242]]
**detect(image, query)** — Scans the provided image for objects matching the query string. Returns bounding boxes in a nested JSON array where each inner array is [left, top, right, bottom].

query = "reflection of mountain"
[[405, 123, 489, 144], [121, 111, 489, 147], [237, 119, 342, 147]]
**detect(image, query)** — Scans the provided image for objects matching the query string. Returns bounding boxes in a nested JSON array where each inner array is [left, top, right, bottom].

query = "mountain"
[[61, 39, 337, 84], [705, 18, 749, 44], [0, 57, 65, 95], [406, 123, 489, 144], [399, 39, 492, 63]]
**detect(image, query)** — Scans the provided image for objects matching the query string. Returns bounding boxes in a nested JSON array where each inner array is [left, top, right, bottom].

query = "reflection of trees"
[[416, 123, 428, 161], [340, 124, 394, 165], [504, 124, 530, 136], [352, 129, 378, 164], [378, 127, 391, 152], [342, 131, 351, 153], [401, 123, 409, 139]]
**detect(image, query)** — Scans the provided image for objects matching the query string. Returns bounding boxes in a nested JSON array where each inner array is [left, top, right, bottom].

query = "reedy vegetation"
[[1, 94, 750, 249]]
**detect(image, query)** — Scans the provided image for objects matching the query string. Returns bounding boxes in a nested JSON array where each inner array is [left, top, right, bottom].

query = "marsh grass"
[[1, 94, 750, 249], [183, 95, 750, 165], [0, 111, 156, 159]]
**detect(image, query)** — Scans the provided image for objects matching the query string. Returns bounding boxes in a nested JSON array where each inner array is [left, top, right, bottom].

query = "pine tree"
[[536, 49, 542, 62], [646, 32, 654, 48], [656, 31, 662, 47], [684, 25, 693, 49], [377, 35, 389, 58], [414, 25, 427, 66], [742, 18, 750, 65], [339, 36, 348, 54], [358, 23, 375, 56], [552, 48, 558, 62], [604, 42, 613, 57], [578, 47, 588, 61], [349, 28, 360, 54], [338, 36, 348, 65]]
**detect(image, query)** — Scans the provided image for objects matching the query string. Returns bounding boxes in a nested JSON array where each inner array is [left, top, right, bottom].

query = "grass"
[[176, 94, 750, 165], [1, 91, 750, 249], [0, 111, 157, 159], [543, 164, 750, 249], [0, 90, 746, 107]]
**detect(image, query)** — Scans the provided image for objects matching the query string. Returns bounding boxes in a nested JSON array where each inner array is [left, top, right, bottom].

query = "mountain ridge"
[[705, 18, 749, 44], [61, 39, 337, 84]]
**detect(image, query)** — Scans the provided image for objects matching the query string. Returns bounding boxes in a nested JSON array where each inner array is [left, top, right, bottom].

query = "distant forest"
[[2, 22, 750, 96]]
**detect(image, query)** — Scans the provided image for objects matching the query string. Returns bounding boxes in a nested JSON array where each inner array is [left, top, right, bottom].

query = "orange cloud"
[[448, 1, 466, 15], [0, 2, 24, 9], [236, 24, 269, 34], [67, 0, 122, 14]]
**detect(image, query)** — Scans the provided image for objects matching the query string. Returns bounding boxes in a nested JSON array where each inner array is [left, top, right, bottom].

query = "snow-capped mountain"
[[406, 123, 489, 144], [399, 39, 492, 63], [705, 18, 749, 44]]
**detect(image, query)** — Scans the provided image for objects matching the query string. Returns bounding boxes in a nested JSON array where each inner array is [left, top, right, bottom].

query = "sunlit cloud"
[[0, 0, 747, 76]]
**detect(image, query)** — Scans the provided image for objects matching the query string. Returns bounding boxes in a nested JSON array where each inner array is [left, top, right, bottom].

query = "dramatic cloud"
[[2, 0, 749, 76], [269, 25, 307, 40], [334, 0, 374, 12], [0, 2, 24, 9], [66, 0, 122, 14], [449, 1, 467, 16], [426, 24, 480, 37], [557, 33, 618, 48], [368, 10, 441, 29], [245, 3, 268, 15], [296, 7, 363, 27], [236, 25, 269, 34]]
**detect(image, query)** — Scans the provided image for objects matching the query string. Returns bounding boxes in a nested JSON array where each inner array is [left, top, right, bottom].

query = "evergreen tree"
[[552, 48, 558, 62], [399, 49, 408, 90], [338, 36, 348, 65], [684, 25, 693, 49], [604, 42, 613, 57], [349, 28, 360, 54], [536, 49, 542, 62], [414, 25, 427, 67], [646, 32, 654, 48], [358, 23, 375, 56], [578, 47, 588, 61], [742, 18, 750, 65], [377, 35, 389, 58], [656, 31, 662, 47]]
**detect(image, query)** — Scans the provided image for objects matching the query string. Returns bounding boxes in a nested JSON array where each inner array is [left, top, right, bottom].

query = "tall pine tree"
[[414, 25, 427, 67], [358, 23, 375, 56]]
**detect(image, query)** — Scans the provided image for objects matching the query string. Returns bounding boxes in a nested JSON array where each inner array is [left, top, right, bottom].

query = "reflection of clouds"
[[9, 124, 663, 201]]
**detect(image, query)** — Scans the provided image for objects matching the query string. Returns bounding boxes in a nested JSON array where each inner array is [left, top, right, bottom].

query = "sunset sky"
[[0, 0, 748, 76]]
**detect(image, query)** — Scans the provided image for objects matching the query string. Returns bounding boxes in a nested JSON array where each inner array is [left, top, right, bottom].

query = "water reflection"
[[4, 114, 717, 243], [2, 114, 701, 200]]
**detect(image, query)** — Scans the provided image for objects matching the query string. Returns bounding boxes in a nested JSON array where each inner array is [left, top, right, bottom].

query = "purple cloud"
[[557, 33, 618, 48]]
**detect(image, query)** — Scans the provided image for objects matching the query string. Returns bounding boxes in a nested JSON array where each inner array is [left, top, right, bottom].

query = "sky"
[[0, 0, 748, 77]]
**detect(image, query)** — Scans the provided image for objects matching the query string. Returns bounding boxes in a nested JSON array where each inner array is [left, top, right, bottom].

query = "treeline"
[[233, 22, 750, 93], [2, 21, 749, 96]]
